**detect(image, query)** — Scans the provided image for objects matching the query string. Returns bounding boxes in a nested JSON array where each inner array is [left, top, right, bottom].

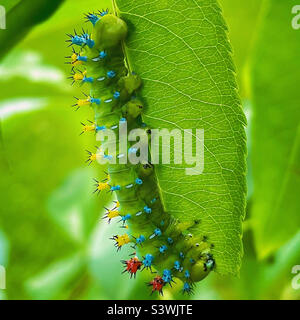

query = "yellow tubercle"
[[116, 234, 130, 246], [71, 53, 83, 66], [82, 123, 96, 133], [73, 70, 87, 81], [97, 182, 109, 191], [89, 153, 97, 162], [77, 98, 91, 107], [106, 209, 119, 219]]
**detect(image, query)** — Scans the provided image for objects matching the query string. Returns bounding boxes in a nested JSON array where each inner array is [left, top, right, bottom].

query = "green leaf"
[[116, 0, 246, 275], [251, 0, 300, 258], [0, 0, 65, 60]]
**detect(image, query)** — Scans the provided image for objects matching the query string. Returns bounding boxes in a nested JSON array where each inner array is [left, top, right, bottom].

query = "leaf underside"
[[116, 0, 246, 275]]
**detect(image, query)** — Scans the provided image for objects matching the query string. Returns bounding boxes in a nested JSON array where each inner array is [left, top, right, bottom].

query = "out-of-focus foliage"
[[251, 0, 300, 259], [1, 0, 22, 12], [0, 0, 65, 60], [219, 0, 262, 98], [0, 0, 299, 300]]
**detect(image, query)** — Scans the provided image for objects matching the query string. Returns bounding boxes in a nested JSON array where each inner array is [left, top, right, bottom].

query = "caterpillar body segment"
[[66, 12, 215, 295]]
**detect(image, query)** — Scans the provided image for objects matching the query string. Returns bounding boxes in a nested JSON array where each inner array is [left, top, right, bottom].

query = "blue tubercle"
[[183, 282, 192, 294], [136, 235, 145, 245], [96, 125, 106, 131], [90, 98, 101, 105], [135, 178, 143, 185], [149, 228, 162, 239], [113, 91, 120, 99], [86, 39, 95, 48], [162, 269, 173, 284], [107, 70, 116, 78], [78, 55, 88, 62], [121, 214, 131, 222], [144, 206, 152, 214], [83, 76, 94, 83], [111, 185, 121, 191], [184, 270, 190, 279], [99, 50, 107, 59], [99, 9, 109, 17], [143, 254, 154, 268], [92, 51, 107, 62], [86, 13, 99, 26], [174, 260, 183, 272], [159, 245, 168, 254], [103, 154, 112, 160], [154, 228, 162, 236], [128, 147, 137, 154], [71, 35, 86, 46], [167, 237, 174, 245], [81, 32, 95, 49]]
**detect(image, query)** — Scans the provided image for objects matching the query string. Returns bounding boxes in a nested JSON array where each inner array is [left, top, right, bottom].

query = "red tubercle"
[[149, 276, 165, 295], [122, 257, 143, 278]]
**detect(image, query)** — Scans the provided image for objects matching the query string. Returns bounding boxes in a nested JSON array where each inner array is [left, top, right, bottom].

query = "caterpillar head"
[[93, 14, 128, 49]]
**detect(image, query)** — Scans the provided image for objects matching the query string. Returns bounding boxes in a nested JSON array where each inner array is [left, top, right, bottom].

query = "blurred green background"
[[0, 0, 299, 300]]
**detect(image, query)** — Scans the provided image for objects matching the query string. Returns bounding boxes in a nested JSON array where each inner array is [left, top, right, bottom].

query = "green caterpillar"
[[66, 9, 214, 295]]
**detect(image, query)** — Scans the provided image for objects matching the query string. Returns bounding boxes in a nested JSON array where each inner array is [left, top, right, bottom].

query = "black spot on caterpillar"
[[65, 10, 215, 295]]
